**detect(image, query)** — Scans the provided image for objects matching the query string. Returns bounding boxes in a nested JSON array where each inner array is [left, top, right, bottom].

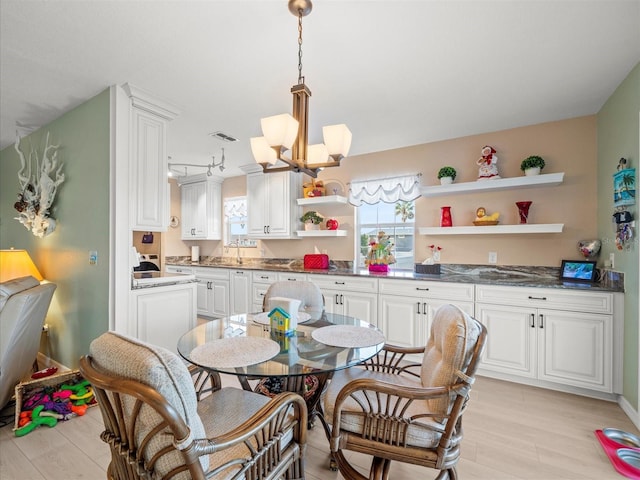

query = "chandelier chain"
[[297, 9, 304, 84]]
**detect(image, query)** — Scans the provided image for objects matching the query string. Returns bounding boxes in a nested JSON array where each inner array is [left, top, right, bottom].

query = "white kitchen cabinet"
[[378, 279, 474, 354], [246, 171, 301, 239], [230, 269, 252, 315], [475, 285, 616, 394], [133, 282, 196, 353], [194, 268, 229, 318], [124, 83, 178, 232], [164, 265, 194, 275], [309, 275, 378, 326], [180, 175, 222, 240], [252, 271, 278, 312]]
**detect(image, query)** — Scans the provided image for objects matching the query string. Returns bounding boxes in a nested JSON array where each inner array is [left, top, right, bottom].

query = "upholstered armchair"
[[323, 304, 487, 480], [0, 276, 56, 410], [80, 331, 307, 480]]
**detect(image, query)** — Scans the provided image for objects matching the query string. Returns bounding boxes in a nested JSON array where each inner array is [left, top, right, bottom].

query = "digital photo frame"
[[560, 260, 597, 283]]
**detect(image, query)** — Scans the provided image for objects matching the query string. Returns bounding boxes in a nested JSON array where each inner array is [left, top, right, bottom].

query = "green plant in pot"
[[520, 156, 545, 176], [300, 210, 324, 230], [437, 166, 457, 184]]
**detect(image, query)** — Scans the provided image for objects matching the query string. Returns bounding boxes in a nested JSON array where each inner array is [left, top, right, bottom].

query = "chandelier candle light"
[[251, 0, 352, 178]]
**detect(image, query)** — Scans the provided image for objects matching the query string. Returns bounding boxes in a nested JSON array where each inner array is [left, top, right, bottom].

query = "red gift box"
[[304, 254, 329, 269]]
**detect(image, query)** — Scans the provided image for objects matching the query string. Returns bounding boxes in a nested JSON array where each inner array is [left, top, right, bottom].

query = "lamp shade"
[[0, 249, 43, 282], [261, 114, 299, 149], [307, 143, 329, 165], [250, 137, 279, 165], [323, 124, 352, 157]]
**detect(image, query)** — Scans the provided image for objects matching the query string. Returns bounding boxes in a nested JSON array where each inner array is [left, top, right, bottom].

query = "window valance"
[[348, 174, 421, 206]]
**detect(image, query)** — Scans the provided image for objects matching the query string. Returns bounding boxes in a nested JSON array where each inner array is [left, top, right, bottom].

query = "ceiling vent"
[[210, 131, 238, 142]]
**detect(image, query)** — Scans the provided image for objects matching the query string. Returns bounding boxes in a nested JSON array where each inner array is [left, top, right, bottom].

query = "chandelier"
[[250, 0, 352, 178]]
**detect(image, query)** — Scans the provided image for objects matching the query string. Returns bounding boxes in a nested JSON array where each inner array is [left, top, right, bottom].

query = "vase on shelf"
[[368, 264, 389, 273], [440, 206, 453, 227], [524, 167, 541, 176], [515, 201, 532, 224], [440, 177, 454, 185], [304, 223, 320, 231]]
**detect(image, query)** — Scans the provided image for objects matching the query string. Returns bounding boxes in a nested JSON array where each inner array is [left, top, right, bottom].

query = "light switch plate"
[[488, 251, 497, 264]]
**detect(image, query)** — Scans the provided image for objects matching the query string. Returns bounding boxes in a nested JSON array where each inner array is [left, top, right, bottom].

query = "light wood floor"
[[0, 375, 637, 480]]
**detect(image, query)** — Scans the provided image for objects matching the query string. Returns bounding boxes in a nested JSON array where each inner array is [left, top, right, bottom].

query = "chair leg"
[[435, 467, 457, 480], [332, 450, 368, 480], [370, 457, 391, 480]]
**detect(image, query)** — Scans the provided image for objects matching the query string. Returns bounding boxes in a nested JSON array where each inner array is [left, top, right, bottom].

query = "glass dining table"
[[177, 311, 385, 429]]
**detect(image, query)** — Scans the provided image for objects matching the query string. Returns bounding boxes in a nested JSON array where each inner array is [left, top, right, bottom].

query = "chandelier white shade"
[[251, 0, 351, 178]]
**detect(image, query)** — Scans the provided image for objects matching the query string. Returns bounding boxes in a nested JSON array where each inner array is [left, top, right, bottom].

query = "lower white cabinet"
[[475, 285, 617, 394], [194, 268, 229, 318], [309, 275, 378, 326], [251, 271, 278, 312], [230, 269, 252, 315], [132, 282, 197, 353], [377, 279, 474, 351]]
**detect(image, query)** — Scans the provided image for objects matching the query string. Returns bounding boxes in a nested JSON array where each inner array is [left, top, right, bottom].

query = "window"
[[357, 200, 415, 269], [223, 197, 257, 247]]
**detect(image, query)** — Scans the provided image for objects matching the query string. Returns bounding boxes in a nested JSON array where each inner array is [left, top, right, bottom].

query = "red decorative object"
[[326, 218, 339, 230], [368, 264, 389, 273], [440, 206, 453, 227], [303, 254, 329, 269], [516, 201, 532, 224]]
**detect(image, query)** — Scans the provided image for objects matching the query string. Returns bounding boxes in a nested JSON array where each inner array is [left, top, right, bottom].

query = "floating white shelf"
[[418, 224, 564, 235], [296, 230, 348, 237], [420, 172, 565, 197], [296, 195, 349, 206]]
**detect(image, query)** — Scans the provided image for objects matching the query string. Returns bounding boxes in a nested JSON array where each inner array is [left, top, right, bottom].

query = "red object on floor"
[[595, 429, 640, 479], [31, 367, 58, 379]]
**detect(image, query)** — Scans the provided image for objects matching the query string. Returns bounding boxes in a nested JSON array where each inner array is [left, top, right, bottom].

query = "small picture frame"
[[560, 260, 597, 283]]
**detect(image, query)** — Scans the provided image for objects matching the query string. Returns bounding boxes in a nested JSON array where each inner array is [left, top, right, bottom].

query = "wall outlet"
[[609, 252, 615, 269], [488, 251, 498, 264], [89, 250, 98, 265]]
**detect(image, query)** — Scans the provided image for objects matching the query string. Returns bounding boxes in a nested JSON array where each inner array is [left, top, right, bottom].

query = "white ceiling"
[[1, 0, 639, 178]]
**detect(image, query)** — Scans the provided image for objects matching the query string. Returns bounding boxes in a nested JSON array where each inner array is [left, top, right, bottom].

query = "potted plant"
[[437, 166, 457, 185], [300, 211, 324, 230], [520, 156, 545, 176]]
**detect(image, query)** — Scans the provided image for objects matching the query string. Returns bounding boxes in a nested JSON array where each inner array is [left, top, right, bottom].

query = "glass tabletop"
[[177, 312, 384, 378]]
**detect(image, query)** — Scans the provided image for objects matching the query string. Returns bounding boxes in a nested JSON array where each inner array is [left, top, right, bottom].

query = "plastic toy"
[[14, 406, 58, 437]]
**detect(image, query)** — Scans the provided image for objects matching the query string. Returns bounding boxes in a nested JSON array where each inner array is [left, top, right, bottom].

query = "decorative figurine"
[[476, 145, 500, 180], [473, 207, 500, 225]]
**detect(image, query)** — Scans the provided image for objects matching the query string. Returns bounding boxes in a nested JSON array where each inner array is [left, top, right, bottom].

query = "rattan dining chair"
[[262, 280, 325, 318], [323, 304, 487, 480], [80, 331, 307, 480]]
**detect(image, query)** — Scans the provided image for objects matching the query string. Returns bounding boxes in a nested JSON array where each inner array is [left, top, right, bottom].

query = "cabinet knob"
[[416, 302, 421, 314], [539, 314, 544, 328], [528, 296, 547, 301], [335, 281, 345, 285], [416, 287, 429, 291]]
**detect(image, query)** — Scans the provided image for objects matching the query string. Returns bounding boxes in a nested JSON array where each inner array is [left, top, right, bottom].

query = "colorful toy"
[[14, 405, 58, 437], [477, 145, 500, 180]]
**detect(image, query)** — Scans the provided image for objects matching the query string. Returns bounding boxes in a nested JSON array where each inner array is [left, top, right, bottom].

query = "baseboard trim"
[[618, 395, 640, 430], [36, 352, 71, 372]]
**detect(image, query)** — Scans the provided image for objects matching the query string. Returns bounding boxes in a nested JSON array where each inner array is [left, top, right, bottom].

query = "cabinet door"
[[181, 182, 206, 238], [246, 173, 268, 237], [230, 270, 252, 315], [538, 309, 611, 392], [475, 303, 537, 379], [342, 292, 378, 327], [210, 280, 229, 318], [196, 278, 214, 316], [130, 108, 169, 231], [378, 294, 425, 349], [264, 172, 291, 236], [321, 289, 342, 315], [135, 284, 196, 353]]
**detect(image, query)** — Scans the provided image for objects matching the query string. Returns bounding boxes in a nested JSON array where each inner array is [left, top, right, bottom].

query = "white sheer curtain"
[[348, 174, 421, 206]]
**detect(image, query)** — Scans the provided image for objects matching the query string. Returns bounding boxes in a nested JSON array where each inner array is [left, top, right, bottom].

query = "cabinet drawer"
[[193, 267, 230, 280], [475, 285, 612, 314], [253, 284, 270, 308], [252, 271, 278, 284], [165, 265, 193, 274], [310, 275, 378, 293], [379, 278, 474, 302], [276, 272, 307, 282]]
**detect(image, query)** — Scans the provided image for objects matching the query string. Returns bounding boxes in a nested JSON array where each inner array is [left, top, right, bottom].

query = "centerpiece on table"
[[364, 231, 396, 273]]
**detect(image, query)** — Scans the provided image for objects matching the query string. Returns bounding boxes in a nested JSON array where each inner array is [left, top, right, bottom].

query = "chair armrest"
[[189, 391, 308, 457], [363, 344, 425, 377]]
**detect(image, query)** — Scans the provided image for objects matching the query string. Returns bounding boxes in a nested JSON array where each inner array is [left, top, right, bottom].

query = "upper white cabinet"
[[179, 174, 222, 240], [246, 171, 301, 239], [123, 83, 179, 232]]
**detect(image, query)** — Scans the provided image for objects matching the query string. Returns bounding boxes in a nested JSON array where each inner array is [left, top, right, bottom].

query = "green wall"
[[0, 89, 111, 368], [597, 62, 640, 410]]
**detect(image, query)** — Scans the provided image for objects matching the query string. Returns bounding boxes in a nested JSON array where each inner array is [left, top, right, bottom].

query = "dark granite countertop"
[[164, 257, 624, 293]]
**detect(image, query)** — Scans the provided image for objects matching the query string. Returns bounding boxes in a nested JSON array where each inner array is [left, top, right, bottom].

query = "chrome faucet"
[[228, 240, 242, 264]]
